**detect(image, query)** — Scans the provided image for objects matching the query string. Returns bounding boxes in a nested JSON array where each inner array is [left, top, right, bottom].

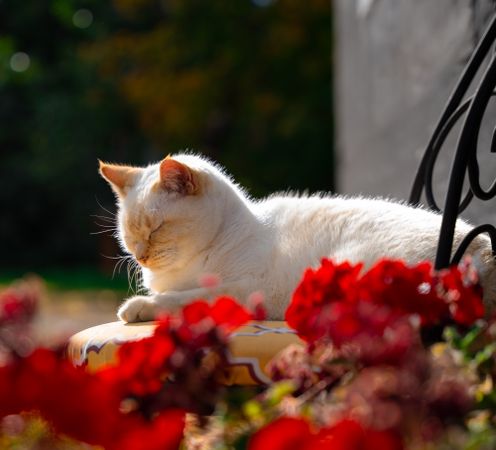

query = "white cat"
[[99, 153, 496, 323]]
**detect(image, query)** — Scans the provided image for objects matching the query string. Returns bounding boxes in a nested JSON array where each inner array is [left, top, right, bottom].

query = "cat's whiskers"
[[113, 259, 124, 278], [117, 255, 132, 275], [134, 260, 147, 295], [95, 198, 117, 218], [126, 259, 135, 294], [109, 254, 133, 280], [91, 213, 118, 236], [93, 223, 115, 229], [93, 223, 116, 232], [91, 228, 117, 236], [91, 214, 116, 223], [116, 254, 148, 295], [104, 254, 130, 260], [125, 258, 145, 295], [131, 262, 139, 294], [135, 266, 146, 295]]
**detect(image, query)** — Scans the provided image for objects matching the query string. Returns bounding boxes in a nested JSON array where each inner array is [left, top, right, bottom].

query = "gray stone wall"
[[334, 0, 496, 225]]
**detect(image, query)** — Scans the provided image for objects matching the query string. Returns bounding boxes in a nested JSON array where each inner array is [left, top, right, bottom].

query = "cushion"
[[67, 321, 302, 386]]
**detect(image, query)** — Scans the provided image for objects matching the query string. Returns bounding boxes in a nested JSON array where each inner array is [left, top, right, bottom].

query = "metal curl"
[[409, 14, 496, 269], [423, 96, 474, 213], [420, 91, 496, 213], [450, 224, 496, 265], [465, 58, 496, 200], [410, 15, 496, 207]]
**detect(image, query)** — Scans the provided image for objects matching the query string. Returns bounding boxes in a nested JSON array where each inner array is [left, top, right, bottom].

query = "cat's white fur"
[[99, 153, 496, 322]]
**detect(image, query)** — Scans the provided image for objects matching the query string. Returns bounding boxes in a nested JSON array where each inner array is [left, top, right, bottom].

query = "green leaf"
[[460, 326, 485, 351], [474, 343, 496, 367], [265, 381, 296, 407], [243, 400, 264, 420]]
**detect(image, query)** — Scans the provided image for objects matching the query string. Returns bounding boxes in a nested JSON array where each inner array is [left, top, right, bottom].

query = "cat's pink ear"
[[159, 158, 198, 195], [99, 161, 138, 195]]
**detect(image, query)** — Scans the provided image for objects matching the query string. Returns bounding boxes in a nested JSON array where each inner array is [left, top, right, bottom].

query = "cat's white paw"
[[118, 296, 159, 323]]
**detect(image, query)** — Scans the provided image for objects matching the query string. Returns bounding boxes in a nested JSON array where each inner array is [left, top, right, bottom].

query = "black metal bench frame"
[[410, 13, 496, 269]]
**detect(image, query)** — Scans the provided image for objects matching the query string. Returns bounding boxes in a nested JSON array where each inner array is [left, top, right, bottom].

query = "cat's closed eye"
[[149, 223, 164, 239]]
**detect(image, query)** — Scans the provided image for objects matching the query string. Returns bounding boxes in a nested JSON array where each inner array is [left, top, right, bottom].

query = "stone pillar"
[[334, 0, 496, 224]]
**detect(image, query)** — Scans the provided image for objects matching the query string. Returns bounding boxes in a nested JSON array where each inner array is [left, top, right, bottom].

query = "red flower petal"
[[249, 417, 312, 450]]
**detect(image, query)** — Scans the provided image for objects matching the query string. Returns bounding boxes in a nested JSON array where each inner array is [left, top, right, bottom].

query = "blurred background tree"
[[0, 0, 332, 275]]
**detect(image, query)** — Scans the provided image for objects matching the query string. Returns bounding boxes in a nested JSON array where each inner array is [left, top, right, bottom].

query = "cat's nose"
[[136, 252, 150, 267], [137, 256, 149, 265], [135, 242, 147, 261]]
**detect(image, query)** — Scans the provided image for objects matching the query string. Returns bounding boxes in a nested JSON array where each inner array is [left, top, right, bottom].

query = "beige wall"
[[334, 0, 496, 225]]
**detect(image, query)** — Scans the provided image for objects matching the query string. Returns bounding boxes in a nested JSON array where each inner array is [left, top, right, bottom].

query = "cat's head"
[[99, 154, 227, 271]]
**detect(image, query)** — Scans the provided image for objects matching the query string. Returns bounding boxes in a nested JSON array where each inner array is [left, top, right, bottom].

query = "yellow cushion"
[[67, 321, 302, 386]]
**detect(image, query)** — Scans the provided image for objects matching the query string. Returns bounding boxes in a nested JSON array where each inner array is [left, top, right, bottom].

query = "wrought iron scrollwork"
[[409, 14, 496, 270]]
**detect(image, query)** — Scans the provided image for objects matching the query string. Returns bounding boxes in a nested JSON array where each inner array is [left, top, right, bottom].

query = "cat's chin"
[[136, 258, 162, 270]]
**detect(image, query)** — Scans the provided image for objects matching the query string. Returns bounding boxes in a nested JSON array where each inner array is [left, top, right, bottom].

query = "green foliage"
[[1, 0, 332, 269], [0, 267, 128, 291], [0, 0, 146, 269], [85, 0, 333, 195]]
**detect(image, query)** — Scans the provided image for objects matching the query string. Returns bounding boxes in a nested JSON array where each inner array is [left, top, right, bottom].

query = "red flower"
[[248, 417, 312, 450], [287, 258, 485, 349], [109, 333, 175, 396], [0, 348, 125, 446], [310, 419, 403, 450], [181, 296, 252, 333], [0, 284, 38, 324], [107, 297, 252, 399], [341, 307, 418, 367], [0, 341, 186, 449], [285, 260, 363, 343], [209, 296, 253, 331], [249, 418, 403, 450], [112, 409, 185, 450], [285, 259, 418, 363], [358, 260, 449, 326], [439, 263, 484, 326], [0, 295, 253, 448]]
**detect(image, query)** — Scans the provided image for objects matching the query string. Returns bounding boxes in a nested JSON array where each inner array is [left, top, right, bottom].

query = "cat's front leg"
[[118, 280, 255, 323], [117, 293, 183, 323]]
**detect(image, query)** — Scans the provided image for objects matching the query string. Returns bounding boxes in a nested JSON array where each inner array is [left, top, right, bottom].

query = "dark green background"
[[0, 0, 333, 276]]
